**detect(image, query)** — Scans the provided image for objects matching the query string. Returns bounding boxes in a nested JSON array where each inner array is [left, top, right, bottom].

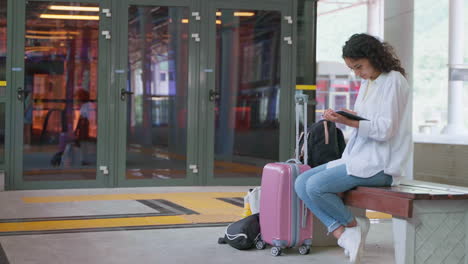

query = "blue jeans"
[[294, 164, 392, 233]]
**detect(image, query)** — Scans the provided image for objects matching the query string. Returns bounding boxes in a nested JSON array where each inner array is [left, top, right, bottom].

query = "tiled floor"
[[0, 186, 395, 264]]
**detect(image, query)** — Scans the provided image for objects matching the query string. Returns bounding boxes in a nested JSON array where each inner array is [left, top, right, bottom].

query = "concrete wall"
[[414, 143, 468, 187]]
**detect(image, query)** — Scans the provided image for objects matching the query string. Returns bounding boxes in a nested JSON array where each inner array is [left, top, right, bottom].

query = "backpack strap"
[[324, 121, 329, 144]]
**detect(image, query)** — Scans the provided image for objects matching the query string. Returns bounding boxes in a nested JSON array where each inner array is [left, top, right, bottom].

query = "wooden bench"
[[342, 181, 468, 264]]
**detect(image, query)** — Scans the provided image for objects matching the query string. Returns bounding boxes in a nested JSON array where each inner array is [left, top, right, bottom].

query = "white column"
[[367, 0, 384, 39], [384, 0, 414, 179], [444, 0, 465, 134]]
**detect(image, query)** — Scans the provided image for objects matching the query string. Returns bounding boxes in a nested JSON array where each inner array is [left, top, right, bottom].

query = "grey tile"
[[0, 223, 395, 264]]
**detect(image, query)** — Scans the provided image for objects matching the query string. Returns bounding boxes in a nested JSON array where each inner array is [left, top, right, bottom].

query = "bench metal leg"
[[393, 200, 468, 264]]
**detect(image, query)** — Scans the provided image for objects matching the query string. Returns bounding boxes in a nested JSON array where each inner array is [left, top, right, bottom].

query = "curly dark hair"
[[342, 33, 406, 77]]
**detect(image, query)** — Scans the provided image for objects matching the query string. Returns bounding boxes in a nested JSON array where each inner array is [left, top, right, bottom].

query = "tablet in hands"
[[335, 110, 369, 121]]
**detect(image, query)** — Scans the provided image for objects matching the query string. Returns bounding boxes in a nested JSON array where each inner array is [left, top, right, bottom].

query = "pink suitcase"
[[256, 94, 314, 256]]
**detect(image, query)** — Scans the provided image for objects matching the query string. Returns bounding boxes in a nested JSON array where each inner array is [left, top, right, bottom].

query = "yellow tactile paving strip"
[[0, 216, 190, 232], [22, 192, 245, 205], [0, 192, 244, 233], [0, 192, 391, 233]]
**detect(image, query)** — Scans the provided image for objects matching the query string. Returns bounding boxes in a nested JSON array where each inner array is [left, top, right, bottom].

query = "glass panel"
[[23, 2, 99, 181], [315, 71, 360, 133], [315, 1, 367, 133], [413, 0, 449, 134], [214, 9, 281, 178], [0, 0, 6, 163], [126, 6, 189, 180], [0, 0, 6, 96], [0, 103, 4, 163]]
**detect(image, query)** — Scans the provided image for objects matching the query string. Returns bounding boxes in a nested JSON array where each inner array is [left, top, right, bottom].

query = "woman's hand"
[[340, 108, 357, 115], [322, 109, 359, 128], [322, 109, 344, 123]]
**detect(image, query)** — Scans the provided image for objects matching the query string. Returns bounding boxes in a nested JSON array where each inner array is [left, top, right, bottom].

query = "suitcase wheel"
[[271, 246, 282, 256], [298, 245, 310, 255], [255, 240, 266, 250]]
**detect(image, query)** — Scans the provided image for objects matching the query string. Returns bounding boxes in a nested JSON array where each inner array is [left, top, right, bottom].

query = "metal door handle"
[[209, 89, 220, 101], [120, 89, 134, 101], [17, 87, 26, 101]]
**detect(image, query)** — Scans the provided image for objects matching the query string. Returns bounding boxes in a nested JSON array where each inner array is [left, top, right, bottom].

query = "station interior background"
[[0, 0, 467, 189]]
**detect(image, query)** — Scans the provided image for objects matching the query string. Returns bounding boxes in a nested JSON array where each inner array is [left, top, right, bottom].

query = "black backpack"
[[217, 213, 260, 250], [299, 120, 346, 167]]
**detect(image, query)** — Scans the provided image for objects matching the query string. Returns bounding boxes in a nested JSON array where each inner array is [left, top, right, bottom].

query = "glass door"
[[7, 0, 293, 189], [114, 0, 197, 186], [202, 1, 294, 185], [10, 0, 111, 189]]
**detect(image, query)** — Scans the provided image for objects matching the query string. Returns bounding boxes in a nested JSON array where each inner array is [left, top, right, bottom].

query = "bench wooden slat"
[[400, 183, 468, 194], [397, 185, 466, 195], [341, 183, 468, 219], [427, 193, 468, 200], [354, 186, 468, 200], [389, 186, 464, 200], [343, 189, 413, 218], [399, 184, 468, 199], [353, 186, 429, 200]]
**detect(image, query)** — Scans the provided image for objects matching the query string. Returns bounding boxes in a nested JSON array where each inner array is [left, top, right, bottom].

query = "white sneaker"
[[337, 226, 362, 263], [344, 217, 369, 258], [356, 217, 370, 250]]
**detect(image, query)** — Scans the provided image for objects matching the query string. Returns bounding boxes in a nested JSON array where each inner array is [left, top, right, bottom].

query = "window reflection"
[[316, 62, 361, 133], [126, 6, 189, 180], [0, 0, 6, 163], [0, 0, 5, 66], [214, 9, 281, 178], [0, 104, 4, 163], [23, 2, 99, 181], [316, 1, 367, 134], [0, 0, 6, 96]]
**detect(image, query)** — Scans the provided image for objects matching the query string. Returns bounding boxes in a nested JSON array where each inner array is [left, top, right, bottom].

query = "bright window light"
[[48, 5, 99, 12], [216, 11, 255, 17], [234, 12, 255, 17], [39, 14, 100, 20], [26, 30, 80, 35], [25, 35, 73, 40]]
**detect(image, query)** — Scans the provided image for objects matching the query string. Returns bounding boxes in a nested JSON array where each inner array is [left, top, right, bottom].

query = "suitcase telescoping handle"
[[301, 199, 308, 228], [295, 94, 308, 164], [295, 94, 309, 228]]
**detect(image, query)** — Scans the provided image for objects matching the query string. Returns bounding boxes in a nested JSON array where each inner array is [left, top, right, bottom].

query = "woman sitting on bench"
[[294, 33, 412, 263]]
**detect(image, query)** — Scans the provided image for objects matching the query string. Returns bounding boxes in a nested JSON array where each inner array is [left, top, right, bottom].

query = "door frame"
[[112, 0, 200, 187], [199, 0, 295, 186], [7, 0, 112, 190]]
